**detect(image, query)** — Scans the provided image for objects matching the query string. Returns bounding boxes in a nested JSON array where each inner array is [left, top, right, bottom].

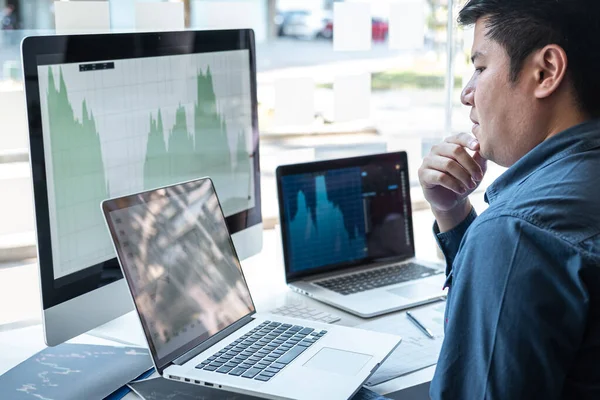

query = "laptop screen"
[[102, 178, 255, 370], [277, 152, 414, 280]]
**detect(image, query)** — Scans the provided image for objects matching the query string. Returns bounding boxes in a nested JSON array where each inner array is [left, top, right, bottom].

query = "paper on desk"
[[357, 301, 446, 386], [0, 342, 152, 400], [0, 324, 138, 376], [128, 377, 264, 399]]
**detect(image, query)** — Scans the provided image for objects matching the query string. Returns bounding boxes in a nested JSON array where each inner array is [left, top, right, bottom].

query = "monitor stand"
[[86, 311, 146, 347]]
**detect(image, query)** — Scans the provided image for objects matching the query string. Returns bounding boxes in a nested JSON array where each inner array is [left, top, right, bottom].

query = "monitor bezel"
[[101, 177, 257, 375], [22, 29, 262, 311], [275, 151, 415, 283]]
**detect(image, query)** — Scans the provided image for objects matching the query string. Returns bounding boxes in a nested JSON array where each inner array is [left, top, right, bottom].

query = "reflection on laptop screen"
[[105, 179, 255, 360], [280, 161, 413, 274]]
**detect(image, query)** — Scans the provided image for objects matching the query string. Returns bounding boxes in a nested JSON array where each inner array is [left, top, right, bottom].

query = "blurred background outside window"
[[0, 0, 503, 323]]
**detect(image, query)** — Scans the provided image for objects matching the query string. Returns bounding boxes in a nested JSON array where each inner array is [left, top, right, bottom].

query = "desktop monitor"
[[22, 29, 262, 346]]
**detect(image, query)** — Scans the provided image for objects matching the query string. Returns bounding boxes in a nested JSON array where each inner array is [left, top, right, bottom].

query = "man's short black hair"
[[459, 0, 600, 118]]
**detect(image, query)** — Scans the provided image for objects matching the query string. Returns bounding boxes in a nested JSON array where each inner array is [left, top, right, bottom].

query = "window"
[[0, 0, 501, 326]]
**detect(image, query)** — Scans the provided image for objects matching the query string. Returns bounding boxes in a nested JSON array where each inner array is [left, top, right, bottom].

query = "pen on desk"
[[406, 311, 435, 339]]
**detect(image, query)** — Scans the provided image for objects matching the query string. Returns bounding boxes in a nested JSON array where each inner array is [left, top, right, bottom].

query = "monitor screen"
[[103, 178, 255, 366], [22, 31, 261, 319], [278, 153, 413, 278], [38, 50, 254, 280]]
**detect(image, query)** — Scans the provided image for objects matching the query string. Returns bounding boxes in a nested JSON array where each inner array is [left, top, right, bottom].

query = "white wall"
[[190, 0, 268, 42], [109, 0, 163, 31], [277, 0, 327, 11]]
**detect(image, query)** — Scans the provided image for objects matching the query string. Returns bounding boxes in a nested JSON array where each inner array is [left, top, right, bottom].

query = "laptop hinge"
[[172, 313, 256, 366]]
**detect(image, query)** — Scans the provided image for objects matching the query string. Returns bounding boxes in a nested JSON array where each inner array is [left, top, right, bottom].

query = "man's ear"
[[531, 44, 568, 99]]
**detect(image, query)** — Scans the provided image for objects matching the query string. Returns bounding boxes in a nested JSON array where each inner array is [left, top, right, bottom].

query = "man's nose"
[[461, 75, 475, 107]]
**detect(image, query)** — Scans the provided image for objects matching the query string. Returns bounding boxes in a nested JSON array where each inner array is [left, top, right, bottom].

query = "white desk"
[[237, 227, 437, 400], [0, 213, 441, 399]]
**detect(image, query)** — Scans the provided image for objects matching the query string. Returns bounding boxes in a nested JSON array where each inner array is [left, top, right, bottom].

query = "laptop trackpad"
[[388, 283, 438, 299], [303, 348, 372, 376]]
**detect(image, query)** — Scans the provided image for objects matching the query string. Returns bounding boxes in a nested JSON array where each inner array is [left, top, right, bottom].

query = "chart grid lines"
[[38, 50, 255, 278]]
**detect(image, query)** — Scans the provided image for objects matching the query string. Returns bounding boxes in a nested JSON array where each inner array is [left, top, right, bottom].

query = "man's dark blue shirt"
[[430, 119, 600, 399]]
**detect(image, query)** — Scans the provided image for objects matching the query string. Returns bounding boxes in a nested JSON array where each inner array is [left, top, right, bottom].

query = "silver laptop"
[[102, 177, 400, 400], [276, 151, 447, 318]]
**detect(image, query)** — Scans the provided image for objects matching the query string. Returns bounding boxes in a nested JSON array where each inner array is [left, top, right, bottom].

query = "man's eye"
[[475, 67, 485, 73]]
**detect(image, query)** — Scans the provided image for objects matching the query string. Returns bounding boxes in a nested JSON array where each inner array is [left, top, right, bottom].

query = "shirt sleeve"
[[429, 215, 589, 400], [433, 206, 478, 279]]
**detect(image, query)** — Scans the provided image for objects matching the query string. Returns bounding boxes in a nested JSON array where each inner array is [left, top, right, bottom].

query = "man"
[[419, 0, 600, 398]]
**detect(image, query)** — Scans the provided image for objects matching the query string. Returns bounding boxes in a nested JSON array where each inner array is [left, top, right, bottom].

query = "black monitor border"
[[276, 151, 414, 283], [22, 29, 262, 310]]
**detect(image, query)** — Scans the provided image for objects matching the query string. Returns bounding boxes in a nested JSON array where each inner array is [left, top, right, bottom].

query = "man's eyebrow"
[[471, 51, 484, 64]]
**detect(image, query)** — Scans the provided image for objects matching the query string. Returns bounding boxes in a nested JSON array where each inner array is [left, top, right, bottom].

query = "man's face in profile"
[[460, 18, 532, 167]]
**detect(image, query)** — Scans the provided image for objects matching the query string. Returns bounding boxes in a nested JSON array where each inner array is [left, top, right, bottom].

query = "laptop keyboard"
[[315, 262, 440, 295], [195, 321, 326, 382], [270, 304, 341, 324]]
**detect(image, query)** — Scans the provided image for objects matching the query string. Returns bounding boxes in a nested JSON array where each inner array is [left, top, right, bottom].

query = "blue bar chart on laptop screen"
[[282, 167, 368, 272], [282, 161, 414, 273]]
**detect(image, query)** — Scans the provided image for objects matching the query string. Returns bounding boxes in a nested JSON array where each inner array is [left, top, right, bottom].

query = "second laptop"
[[276, 151, 446, 318]]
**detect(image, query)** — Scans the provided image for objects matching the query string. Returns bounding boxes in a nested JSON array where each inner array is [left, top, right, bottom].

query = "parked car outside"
[[321, 18, 389, 42], [371, 17, 389, 41], [276, 9, 333, 40]]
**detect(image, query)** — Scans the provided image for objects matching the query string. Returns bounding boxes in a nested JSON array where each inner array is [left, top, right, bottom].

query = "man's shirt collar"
[[485, 119, 600, 205]]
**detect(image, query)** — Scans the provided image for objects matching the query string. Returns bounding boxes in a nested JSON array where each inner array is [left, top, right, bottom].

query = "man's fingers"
[[444, 132, 480, 151], [423, 156, 477, 190], [431, 142, 484, 181], [421, 169, 467, 194]]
